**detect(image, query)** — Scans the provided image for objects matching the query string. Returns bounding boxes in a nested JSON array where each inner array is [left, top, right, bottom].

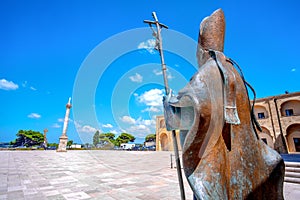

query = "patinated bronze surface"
[[163, 9, 284, 200]]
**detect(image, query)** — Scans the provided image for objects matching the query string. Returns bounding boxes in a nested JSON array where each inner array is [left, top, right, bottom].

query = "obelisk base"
[[57, 135, 68, 152]]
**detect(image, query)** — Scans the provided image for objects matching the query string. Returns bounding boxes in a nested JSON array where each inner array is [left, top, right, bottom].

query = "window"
[[160, 120, 165, 128], [293, 138, 300, 152], [285, 109, 294, 116], [258, 112, 265, 119]]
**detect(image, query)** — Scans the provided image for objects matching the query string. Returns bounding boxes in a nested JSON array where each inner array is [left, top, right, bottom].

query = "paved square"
[[0, 150, 298, 199]]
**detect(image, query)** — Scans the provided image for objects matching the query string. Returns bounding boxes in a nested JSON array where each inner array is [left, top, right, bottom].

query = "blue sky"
[[1, 0, 299, 144]]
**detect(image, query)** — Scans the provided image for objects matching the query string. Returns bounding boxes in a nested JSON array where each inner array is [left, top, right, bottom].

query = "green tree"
[[100, 133, 116, 145], [145, 134, 156, 143], [104, 133, 115, 141], [85, 143, 90, 148], [99, 133, 106, 140], [67, 140, 73, 148], [97, 133, 114, 150], [48, 143, 58, 148], [93, 131, 100, 146], [11, 130, 44, 147], [115, 133, 135, 146]]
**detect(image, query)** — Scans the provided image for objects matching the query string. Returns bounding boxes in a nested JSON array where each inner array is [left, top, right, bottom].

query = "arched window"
[[160, 119, 165, 128], [258, 126, 274, 149], [160, 133, 169, 151], [286, 124, 300, 152], [280, 100, 300, 117], [254, 105, 269, 119]]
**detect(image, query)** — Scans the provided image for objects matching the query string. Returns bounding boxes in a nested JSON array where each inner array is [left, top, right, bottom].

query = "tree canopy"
[[115, 132, 135, 146], [93, 131, 100, 146], [145, 134, 156, 142], [92, 131, 135, 147], [103, 133, 115, 141], [11, 130, 44, 147], [67, 140, 73, 147]]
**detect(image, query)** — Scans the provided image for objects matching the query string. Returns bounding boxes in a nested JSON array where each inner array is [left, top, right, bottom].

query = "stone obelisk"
[[43, 128, 48, 149], [57, 97, 72, 152]]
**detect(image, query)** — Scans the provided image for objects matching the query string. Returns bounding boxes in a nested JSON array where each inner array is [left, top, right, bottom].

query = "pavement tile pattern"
[[0, 150, 299, 200]]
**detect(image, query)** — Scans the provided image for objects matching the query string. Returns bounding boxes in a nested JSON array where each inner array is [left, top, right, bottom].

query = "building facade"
[[155, 115, 181, 151], [156, 91, 300, 153]]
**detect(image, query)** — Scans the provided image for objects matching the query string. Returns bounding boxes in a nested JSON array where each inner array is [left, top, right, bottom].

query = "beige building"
[[156, 91, 300, 153], [155, 115, 181, 151]]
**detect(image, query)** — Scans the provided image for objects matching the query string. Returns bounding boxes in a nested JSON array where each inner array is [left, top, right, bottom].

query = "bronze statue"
[[163, 9, 285, 199]]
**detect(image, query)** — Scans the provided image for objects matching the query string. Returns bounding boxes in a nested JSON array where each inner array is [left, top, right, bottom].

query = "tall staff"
[[144, 12, 186, 200]]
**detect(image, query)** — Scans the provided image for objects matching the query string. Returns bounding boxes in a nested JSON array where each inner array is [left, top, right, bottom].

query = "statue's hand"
[[163, 89, 172, 103], [163, 89, 181, 131], [163, 89, 179, 105]]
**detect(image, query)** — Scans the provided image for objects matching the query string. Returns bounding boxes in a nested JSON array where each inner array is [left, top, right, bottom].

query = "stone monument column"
[[57, 97, 72, 152], [43, 128, 48, 148]]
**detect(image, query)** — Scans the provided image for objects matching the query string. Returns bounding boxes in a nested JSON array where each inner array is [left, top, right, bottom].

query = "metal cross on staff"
[[144, 12, 186, 200]]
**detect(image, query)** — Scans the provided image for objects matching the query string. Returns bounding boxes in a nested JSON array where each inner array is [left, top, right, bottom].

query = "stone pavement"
[[0, 150, 299, 200]]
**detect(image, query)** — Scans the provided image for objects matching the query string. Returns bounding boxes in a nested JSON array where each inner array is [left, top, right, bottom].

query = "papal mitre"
[[198, 8, 225, 52]]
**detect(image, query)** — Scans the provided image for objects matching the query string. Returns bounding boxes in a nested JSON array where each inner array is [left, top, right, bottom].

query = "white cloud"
[[0, 79, 19, 90], [135, 88, 164, 116], [142, 106, 161, 113], [120, 116, 156, 137], [137, 88, 164, 107], [153, 69, 162, 76], [153, 69, 174, 80], [124, 116, 155, 127], [109, 129, 118, 134], [52, 123, 61, 128], [137, 39, 157, 54], [74, 121, 98, 133], [30, 86, 37, 91], [102, 123, 113, 128], [127, 124, 152, 136], [167, 73, 175, 80], [129, 73, 143, 83], [80, 125, 97, 133], [52, 118, 73, 129], [21, 81, 37, 91], [137, 118, 155, 126], [28, 113, 41, 119], [120, 116, 136, 124], [57, 118, 73, 123]]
